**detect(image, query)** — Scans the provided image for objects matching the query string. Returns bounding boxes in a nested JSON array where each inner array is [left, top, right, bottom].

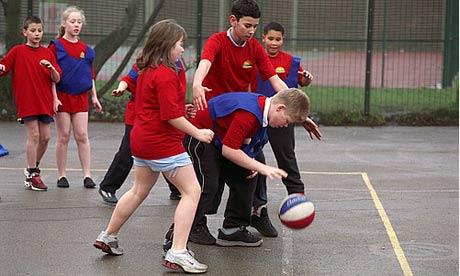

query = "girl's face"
[[262, 29, 284, 57], [170, 38, 184, 62], [23, 23, 43, 47], [62, 12, 83, 37]]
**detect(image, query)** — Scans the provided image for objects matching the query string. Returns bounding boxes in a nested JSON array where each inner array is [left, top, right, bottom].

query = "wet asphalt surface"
[[0, 121, 458, 276]]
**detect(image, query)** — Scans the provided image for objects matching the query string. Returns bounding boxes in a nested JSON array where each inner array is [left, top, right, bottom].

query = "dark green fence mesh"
[[0, 0, 458, 118]]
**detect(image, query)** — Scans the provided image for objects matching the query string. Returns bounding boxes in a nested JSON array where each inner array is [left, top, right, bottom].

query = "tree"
[[96, 0, 166, 97], [0, 0, 24, 115], [0, 0, 166, 114]]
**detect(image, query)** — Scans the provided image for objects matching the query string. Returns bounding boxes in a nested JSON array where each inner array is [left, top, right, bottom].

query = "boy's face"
[[268, 104, 293, 128], [262, 30, 284, 57], [23, 23, 43, 47], [229, 15, 259, 44]]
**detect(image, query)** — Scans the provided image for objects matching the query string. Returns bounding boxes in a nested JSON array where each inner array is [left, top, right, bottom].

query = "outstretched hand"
[[193, 85, 212, 111], [302, 117, 321, 140]]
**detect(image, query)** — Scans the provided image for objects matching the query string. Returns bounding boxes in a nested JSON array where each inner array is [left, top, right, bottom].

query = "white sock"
[[253, 205, 266, 217], [171, 249, 187, 254], [220, 227, 240, 235]]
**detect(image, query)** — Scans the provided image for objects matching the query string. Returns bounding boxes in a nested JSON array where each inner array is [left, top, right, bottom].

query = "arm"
[[167, 116, 214, 144], [40, 60, 60, 83], [51, 82, 62, 113], [268, 74, 289, 93], [192, 59, 213, 110], [302, 117, 321, 140], [222, 145, 287, 180], [90, 79, 103, 112], [299, 69, 314, 87], [111, 80, 128, 97]]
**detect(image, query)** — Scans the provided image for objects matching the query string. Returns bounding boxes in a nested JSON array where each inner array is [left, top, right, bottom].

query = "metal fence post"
[[364, 0, 375, 116], [196, 0, 203, 67], [442, 0, 459, 88]]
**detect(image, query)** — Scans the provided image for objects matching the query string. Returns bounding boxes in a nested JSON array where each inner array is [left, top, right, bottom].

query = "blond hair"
[[58, 6, 86, 38], [271, 88, 310, 122], [136, 19, 187, 72]]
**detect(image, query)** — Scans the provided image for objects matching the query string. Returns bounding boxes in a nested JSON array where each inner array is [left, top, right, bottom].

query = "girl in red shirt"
[[94, 19, 214, 274], [49, 6, 102, 189]]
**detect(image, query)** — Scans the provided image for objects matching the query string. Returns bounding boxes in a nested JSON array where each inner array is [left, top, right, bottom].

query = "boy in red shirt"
[[250, 22, 319, 237], [181, 0, 320, 247], [184, 88, 310, 247], [0, 15, 61, 191]]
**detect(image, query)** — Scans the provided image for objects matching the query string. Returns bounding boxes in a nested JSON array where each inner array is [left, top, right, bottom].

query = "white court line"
[[282, 227, 294, 275]]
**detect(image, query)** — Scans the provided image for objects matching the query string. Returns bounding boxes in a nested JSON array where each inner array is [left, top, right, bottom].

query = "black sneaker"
[[250, 207, 278, 237], [99, 188, 118, 205], [83, 177, 96, 188], [162, 224, 174, 254], [169, 192, 181, 200], [57, 177, 69, 188], [216, 226, 263, 247], [162, 224, 195, 257], [189, 224, 216, 245]]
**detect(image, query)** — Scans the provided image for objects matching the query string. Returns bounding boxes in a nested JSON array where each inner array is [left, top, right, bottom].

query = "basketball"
[[278, 193, 315, 229]]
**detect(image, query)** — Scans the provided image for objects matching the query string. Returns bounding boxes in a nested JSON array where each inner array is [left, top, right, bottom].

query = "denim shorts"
[[133, 152, 191, 173]]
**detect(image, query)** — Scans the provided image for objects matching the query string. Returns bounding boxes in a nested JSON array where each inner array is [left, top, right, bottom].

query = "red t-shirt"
[[250, 50, 304, 92], [192, 96, 266, 150], [0, 44, 61, 118], [124, 62, 186, 126], [130, 64, 186, 160], [201, 31, 276, 100], [121, 65, 139, 126]]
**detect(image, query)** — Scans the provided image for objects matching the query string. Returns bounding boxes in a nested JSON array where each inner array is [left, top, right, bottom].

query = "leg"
[[35, 121, 52, 166], [55, 112, 72, 179], [268, 124, 305, 194], [100, 124, 134, 194], [24, 120, 40, 169], [185, 135, 222, 245], [163, 164, 208, 273], [216, 160, 262, 247], [185, 135, 223, 226], [71, 112, 91, 178], [250, 149, 278, 237], [163, 165, 201, 251], [105, 165, 159, 235], [221, 160, 256, 229], [253, 150, 268, 208], [167, 179, 181, 200], [94, 165, 159, 255]]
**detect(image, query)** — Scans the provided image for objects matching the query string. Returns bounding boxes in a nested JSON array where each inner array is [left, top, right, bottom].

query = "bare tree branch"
[[97, 0, 166, 97], [93, 0, 143, 75]]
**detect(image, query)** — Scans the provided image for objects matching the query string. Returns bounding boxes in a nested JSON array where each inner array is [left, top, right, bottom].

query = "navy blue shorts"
[[18, 115, 54, 124]]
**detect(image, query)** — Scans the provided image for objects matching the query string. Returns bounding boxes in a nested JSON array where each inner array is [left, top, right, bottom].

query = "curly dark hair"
[[231, 0, 261, 20]]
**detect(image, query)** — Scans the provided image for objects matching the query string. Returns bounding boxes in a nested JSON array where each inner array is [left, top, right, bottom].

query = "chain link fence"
[[0, 0, 458, 121]]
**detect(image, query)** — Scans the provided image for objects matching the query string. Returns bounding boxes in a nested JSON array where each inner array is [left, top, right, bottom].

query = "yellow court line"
[[1, 167, 414, 275], [300, 170, 414, 276]]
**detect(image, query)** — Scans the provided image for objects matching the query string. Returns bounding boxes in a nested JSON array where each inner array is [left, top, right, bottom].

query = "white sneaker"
[[93, 231, 124, 255], [163, 249, 207, 274]]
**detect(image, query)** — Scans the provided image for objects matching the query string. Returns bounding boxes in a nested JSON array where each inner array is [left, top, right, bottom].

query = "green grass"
[[90, 81, 458, 126], [304, 86, 458, 114]]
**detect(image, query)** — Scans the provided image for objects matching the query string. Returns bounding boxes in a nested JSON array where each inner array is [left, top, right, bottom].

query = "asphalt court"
[[0, 122, 458, 276]]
